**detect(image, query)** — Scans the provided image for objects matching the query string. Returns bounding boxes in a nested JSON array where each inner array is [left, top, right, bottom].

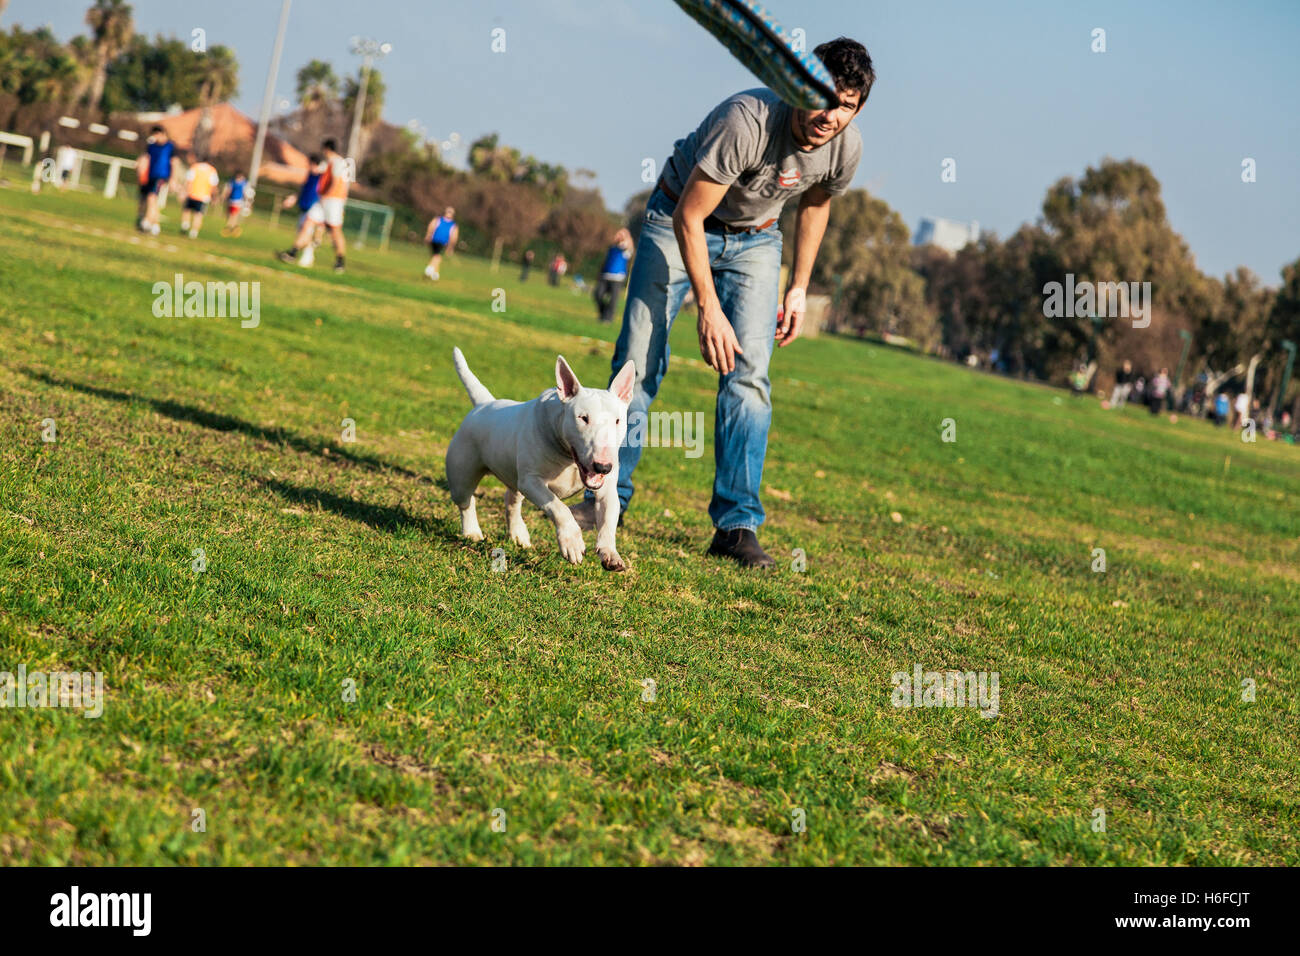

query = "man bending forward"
[[577, 37, 874, 567]]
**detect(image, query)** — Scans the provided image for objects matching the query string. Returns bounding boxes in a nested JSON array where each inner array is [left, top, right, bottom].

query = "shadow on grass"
[[258, 477, 459, 542], [23, 368, 430, 482]]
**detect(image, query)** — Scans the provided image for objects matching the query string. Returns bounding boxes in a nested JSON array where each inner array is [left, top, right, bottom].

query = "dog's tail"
[[452, 347, 494, 406]]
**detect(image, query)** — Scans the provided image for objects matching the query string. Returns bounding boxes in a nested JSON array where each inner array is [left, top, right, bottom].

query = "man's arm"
[[447, 224, 458, 254], [423, 218, 435, 242], [779, 184, 832, 347], [672, 166, 742, 374]]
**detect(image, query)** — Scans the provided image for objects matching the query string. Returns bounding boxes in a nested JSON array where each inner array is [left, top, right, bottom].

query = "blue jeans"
[[593, 187, 782, 532]]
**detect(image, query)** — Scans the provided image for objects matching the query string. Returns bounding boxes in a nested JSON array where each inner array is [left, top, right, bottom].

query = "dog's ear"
[[555, 355, 582, 401], [610, 360, 636, 405]]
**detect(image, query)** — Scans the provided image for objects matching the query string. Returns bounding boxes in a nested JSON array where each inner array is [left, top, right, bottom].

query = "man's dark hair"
[[322, 138, 337, 152], [814, 37, 875, 104], [308, 152, 322, 164], [150, 125, 164, 135]]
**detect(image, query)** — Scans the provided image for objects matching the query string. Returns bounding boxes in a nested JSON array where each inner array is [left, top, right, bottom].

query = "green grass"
[[1, 184, 1297, 866]]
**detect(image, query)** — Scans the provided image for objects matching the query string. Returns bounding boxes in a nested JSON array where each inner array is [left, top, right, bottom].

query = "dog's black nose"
[[592, 461, 612, 475]]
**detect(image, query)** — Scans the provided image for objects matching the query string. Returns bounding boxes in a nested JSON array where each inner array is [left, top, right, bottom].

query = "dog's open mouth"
[[572, 453, 605, 490]]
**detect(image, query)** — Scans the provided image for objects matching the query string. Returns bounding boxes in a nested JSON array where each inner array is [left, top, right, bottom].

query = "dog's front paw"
[[510, 527, 532, 548], [557, 527, 586, 564], [463, 530, 484, 542], [598, 547, 627, 572]]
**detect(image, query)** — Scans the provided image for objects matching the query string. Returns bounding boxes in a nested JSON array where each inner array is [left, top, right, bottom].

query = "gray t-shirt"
[[661, 88, 861, 227]]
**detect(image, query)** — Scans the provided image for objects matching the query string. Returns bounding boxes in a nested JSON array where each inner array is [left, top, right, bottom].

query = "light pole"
[[347, 37, 391, 171], [249, 0, 292, 191]]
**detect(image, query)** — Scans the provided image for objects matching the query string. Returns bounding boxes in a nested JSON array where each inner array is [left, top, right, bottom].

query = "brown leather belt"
[[657, 178, 777, 233]]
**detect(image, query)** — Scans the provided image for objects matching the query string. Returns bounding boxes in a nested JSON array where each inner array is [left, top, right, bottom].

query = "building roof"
[[150, 103, 309, 185]]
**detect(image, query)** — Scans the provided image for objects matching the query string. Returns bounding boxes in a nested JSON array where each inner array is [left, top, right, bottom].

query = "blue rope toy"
[[672, 0, 839, 110]]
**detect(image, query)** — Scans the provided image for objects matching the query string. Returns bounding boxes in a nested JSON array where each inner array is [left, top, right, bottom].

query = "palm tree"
[[342, 67, 385, 160], [67, 36, 97, 105], [468, 134, 522, 183], [84, 0, 133, 111], [295, 59, 338, 111], [342, 67, 385, 126], [0, 26, 80, 106], [193, 45, 238, 155], [32, 51, 83, 106], [195, 44, 238, 105]]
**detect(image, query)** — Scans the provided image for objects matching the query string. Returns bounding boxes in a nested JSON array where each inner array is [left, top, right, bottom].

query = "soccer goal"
[[31, 146, 138, 200], [0, 131, 35, 170], [342, 197, 393, 250]]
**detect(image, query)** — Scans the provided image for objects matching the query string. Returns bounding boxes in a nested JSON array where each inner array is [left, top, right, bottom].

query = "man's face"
[[792, 87, 863, 149]]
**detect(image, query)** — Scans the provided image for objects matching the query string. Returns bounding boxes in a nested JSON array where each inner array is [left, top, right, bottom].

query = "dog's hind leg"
[[446, 437, 486, 542], [505, 487, 531, 548], [457, 496, 484, 541]]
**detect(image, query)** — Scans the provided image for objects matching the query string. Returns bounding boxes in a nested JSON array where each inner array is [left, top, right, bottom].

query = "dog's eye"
[[615, 418, 620, 425], [580, 415, 589, 424]]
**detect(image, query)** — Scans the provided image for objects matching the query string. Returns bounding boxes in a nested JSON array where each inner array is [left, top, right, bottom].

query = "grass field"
[[1, 184, 1297, 865]]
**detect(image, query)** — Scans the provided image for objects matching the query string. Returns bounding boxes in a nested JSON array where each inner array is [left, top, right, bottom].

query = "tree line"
[[2, 3, 1295, 408], [773, 158, 1298, 406], [0, 0, 236, 120]]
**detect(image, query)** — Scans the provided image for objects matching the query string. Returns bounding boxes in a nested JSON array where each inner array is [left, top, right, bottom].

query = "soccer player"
[[317, 139, 351, 272], [179, 154, 219, 238], [134, 147, 151, 225], [277, 154, 327, 266], [220, 172, 250, 236], [139, 126, 175, 235], [278, 140, 348, 272], [594, 228, 635, 323], [55, 145, 76, 189], [423, 207, 458, 280]]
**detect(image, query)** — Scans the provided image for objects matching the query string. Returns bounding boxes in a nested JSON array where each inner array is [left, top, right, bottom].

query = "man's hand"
[[698, 300, 743, 374], [674, 168, 735, 373], [777, 286, 806, 347]]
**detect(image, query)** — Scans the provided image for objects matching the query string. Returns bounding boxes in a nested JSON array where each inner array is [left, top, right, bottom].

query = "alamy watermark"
[[1042, 274, 1150, 328], [1, 664, 104, 718], [891, 665, 999, 718], [50, 886, 150, 936], [622, 410, 704, 458], [152, 273, 260, 328]]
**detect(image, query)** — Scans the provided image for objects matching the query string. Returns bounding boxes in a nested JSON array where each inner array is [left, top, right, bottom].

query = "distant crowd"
[[1087, 358, 1297, 442]]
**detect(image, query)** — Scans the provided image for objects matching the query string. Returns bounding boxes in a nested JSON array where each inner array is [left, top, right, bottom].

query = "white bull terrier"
[[446, 347, 635, 571]]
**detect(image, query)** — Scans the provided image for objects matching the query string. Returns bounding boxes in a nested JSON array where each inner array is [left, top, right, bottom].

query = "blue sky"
[[15, 0, 1300, 281]]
